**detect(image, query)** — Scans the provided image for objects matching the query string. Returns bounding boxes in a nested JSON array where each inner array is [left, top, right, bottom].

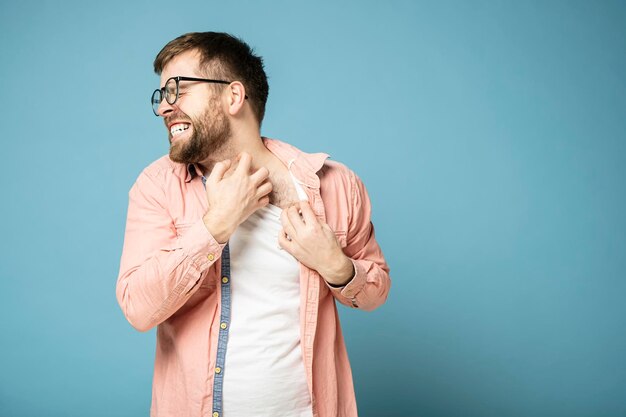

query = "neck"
[[197, 130, 280, 175]]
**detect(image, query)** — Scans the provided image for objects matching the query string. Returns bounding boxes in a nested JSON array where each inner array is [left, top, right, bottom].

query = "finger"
[[280, 209, 298, 239], [222, 160, 238, 178], [250, 166, 270, 184], [256, 180, 273, 199], [257, 195, 270, 208], [236, 152, 252, 174], [278, 231, 293, 251], [286, 204, 305, 228], [297, 201, 317, 225], [208, 159, 231, 183]]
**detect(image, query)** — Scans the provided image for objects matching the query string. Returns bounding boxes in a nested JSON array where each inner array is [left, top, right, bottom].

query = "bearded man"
[[116, 32, 391, 417]]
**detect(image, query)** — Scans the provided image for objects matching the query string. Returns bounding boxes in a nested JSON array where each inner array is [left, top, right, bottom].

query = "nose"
[[157, 99, 175, 117]]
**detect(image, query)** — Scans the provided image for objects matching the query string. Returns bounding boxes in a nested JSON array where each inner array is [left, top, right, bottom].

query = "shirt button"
[[213, 412, 219, 417], [220, 322, 228, 330], [215, 367, 222, 374], [222, 276, 229, 284], [207, 253, 215, 261]]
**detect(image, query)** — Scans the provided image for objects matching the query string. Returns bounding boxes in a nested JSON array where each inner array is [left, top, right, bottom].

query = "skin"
[[156, 49, 354, 286]]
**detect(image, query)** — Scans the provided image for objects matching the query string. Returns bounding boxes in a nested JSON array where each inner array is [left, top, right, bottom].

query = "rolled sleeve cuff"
[[328, 259, 367, 305], [179, 219, 226, 271]]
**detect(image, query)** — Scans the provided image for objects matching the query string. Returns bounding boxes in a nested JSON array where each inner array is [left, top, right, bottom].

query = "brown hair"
[[154, 32, 269, 124]]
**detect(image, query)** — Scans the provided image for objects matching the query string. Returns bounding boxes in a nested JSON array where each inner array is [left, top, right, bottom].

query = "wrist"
[[202, 211, 234, 244], [321, 255, 354, 287]]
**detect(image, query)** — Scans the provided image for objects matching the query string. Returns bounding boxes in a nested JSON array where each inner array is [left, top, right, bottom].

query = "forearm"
[[116, 220, 224, 332]]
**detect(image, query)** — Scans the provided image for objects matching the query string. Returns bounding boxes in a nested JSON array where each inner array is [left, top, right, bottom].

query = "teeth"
[[170, 123, 190, 136]]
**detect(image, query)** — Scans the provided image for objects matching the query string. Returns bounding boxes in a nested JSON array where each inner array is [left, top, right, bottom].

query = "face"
[[157, 50, 231, 164]]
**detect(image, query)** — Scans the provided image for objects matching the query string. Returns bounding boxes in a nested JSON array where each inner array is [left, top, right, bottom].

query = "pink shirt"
[[116, 138, 391, 417]]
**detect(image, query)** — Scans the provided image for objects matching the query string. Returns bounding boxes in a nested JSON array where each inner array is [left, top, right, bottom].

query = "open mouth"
[[170, 123, 191, 138]]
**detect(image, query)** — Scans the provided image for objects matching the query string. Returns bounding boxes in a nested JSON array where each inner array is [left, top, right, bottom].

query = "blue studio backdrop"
[[1, 1, 625, 416]]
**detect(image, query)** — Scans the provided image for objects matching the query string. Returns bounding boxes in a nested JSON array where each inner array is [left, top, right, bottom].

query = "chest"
[[269, 174, 303, 208]]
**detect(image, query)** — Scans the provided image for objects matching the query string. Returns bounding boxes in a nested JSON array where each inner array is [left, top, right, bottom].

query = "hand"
[[279, 201, 354, 286], [202, 152, 272, 243]]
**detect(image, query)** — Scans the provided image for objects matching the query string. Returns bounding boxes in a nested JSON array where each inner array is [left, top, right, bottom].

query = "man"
[[116, 32, 390, 417]]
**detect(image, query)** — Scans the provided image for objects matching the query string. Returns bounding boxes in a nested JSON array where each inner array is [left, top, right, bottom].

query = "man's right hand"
[[202, 152, 272, 243]]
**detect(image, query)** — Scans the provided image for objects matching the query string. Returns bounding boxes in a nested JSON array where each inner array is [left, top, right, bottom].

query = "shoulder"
[[139, 155, 187, 181], [137, 155, 188, 183], [317, 159, 361, 215], [129, 155, 190, 198], [319, 159, 357, 190], [318, 158, 372, 211]]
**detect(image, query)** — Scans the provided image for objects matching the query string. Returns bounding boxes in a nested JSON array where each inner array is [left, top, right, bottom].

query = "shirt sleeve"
[[115, 170, 225, 332], [326, 170, 391, 311]]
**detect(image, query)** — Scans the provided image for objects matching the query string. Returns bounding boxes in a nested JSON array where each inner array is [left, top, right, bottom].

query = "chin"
[[169, 145, 186, 163]]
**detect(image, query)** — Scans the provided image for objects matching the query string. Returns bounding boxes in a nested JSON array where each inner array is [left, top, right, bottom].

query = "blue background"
[[1, 1, 625, 416]]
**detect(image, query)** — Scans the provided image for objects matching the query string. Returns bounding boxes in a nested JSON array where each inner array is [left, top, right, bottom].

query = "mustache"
[[164, 111, 193, 127]]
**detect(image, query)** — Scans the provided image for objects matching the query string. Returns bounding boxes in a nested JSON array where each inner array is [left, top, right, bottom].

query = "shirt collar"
[[184, 163, 204, 183], [184, 137, 329, 187]]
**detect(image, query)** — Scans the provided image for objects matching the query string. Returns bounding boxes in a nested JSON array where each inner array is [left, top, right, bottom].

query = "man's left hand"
[[279, 201, 354, 287]]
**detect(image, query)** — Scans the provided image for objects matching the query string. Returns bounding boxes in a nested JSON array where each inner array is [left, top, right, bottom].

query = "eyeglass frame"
[[151, 76, 247, 116]]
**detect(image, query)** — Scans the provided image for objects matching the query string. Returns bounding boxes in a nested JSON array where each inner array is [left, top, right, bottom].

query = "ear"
[[226, 81, 247, 116]]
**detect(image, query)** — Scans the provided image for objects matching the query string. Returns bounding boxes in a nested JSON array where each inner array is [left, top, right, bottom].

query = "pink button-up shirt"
[[116, 138, 391, 417]]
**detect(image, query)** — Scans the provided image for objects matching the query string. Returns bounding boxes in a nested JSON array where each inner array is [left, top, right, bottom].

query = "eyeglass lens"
[[151, 78, 179, 115]]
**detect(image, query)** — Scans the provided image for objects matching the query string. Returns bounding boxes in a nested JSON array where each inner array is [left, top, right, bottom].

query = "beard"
[[168, 99, 231, 164]]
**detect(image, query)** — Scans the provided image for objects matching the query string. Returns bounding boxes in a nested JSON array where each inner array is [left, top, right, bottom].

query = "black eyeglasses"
[[151, 76, 235, 116]]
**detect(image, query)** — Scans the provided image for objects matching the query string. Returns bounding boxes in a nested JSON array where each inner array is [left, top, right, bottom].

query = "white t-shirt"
[[222, 177, 313, 417]]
